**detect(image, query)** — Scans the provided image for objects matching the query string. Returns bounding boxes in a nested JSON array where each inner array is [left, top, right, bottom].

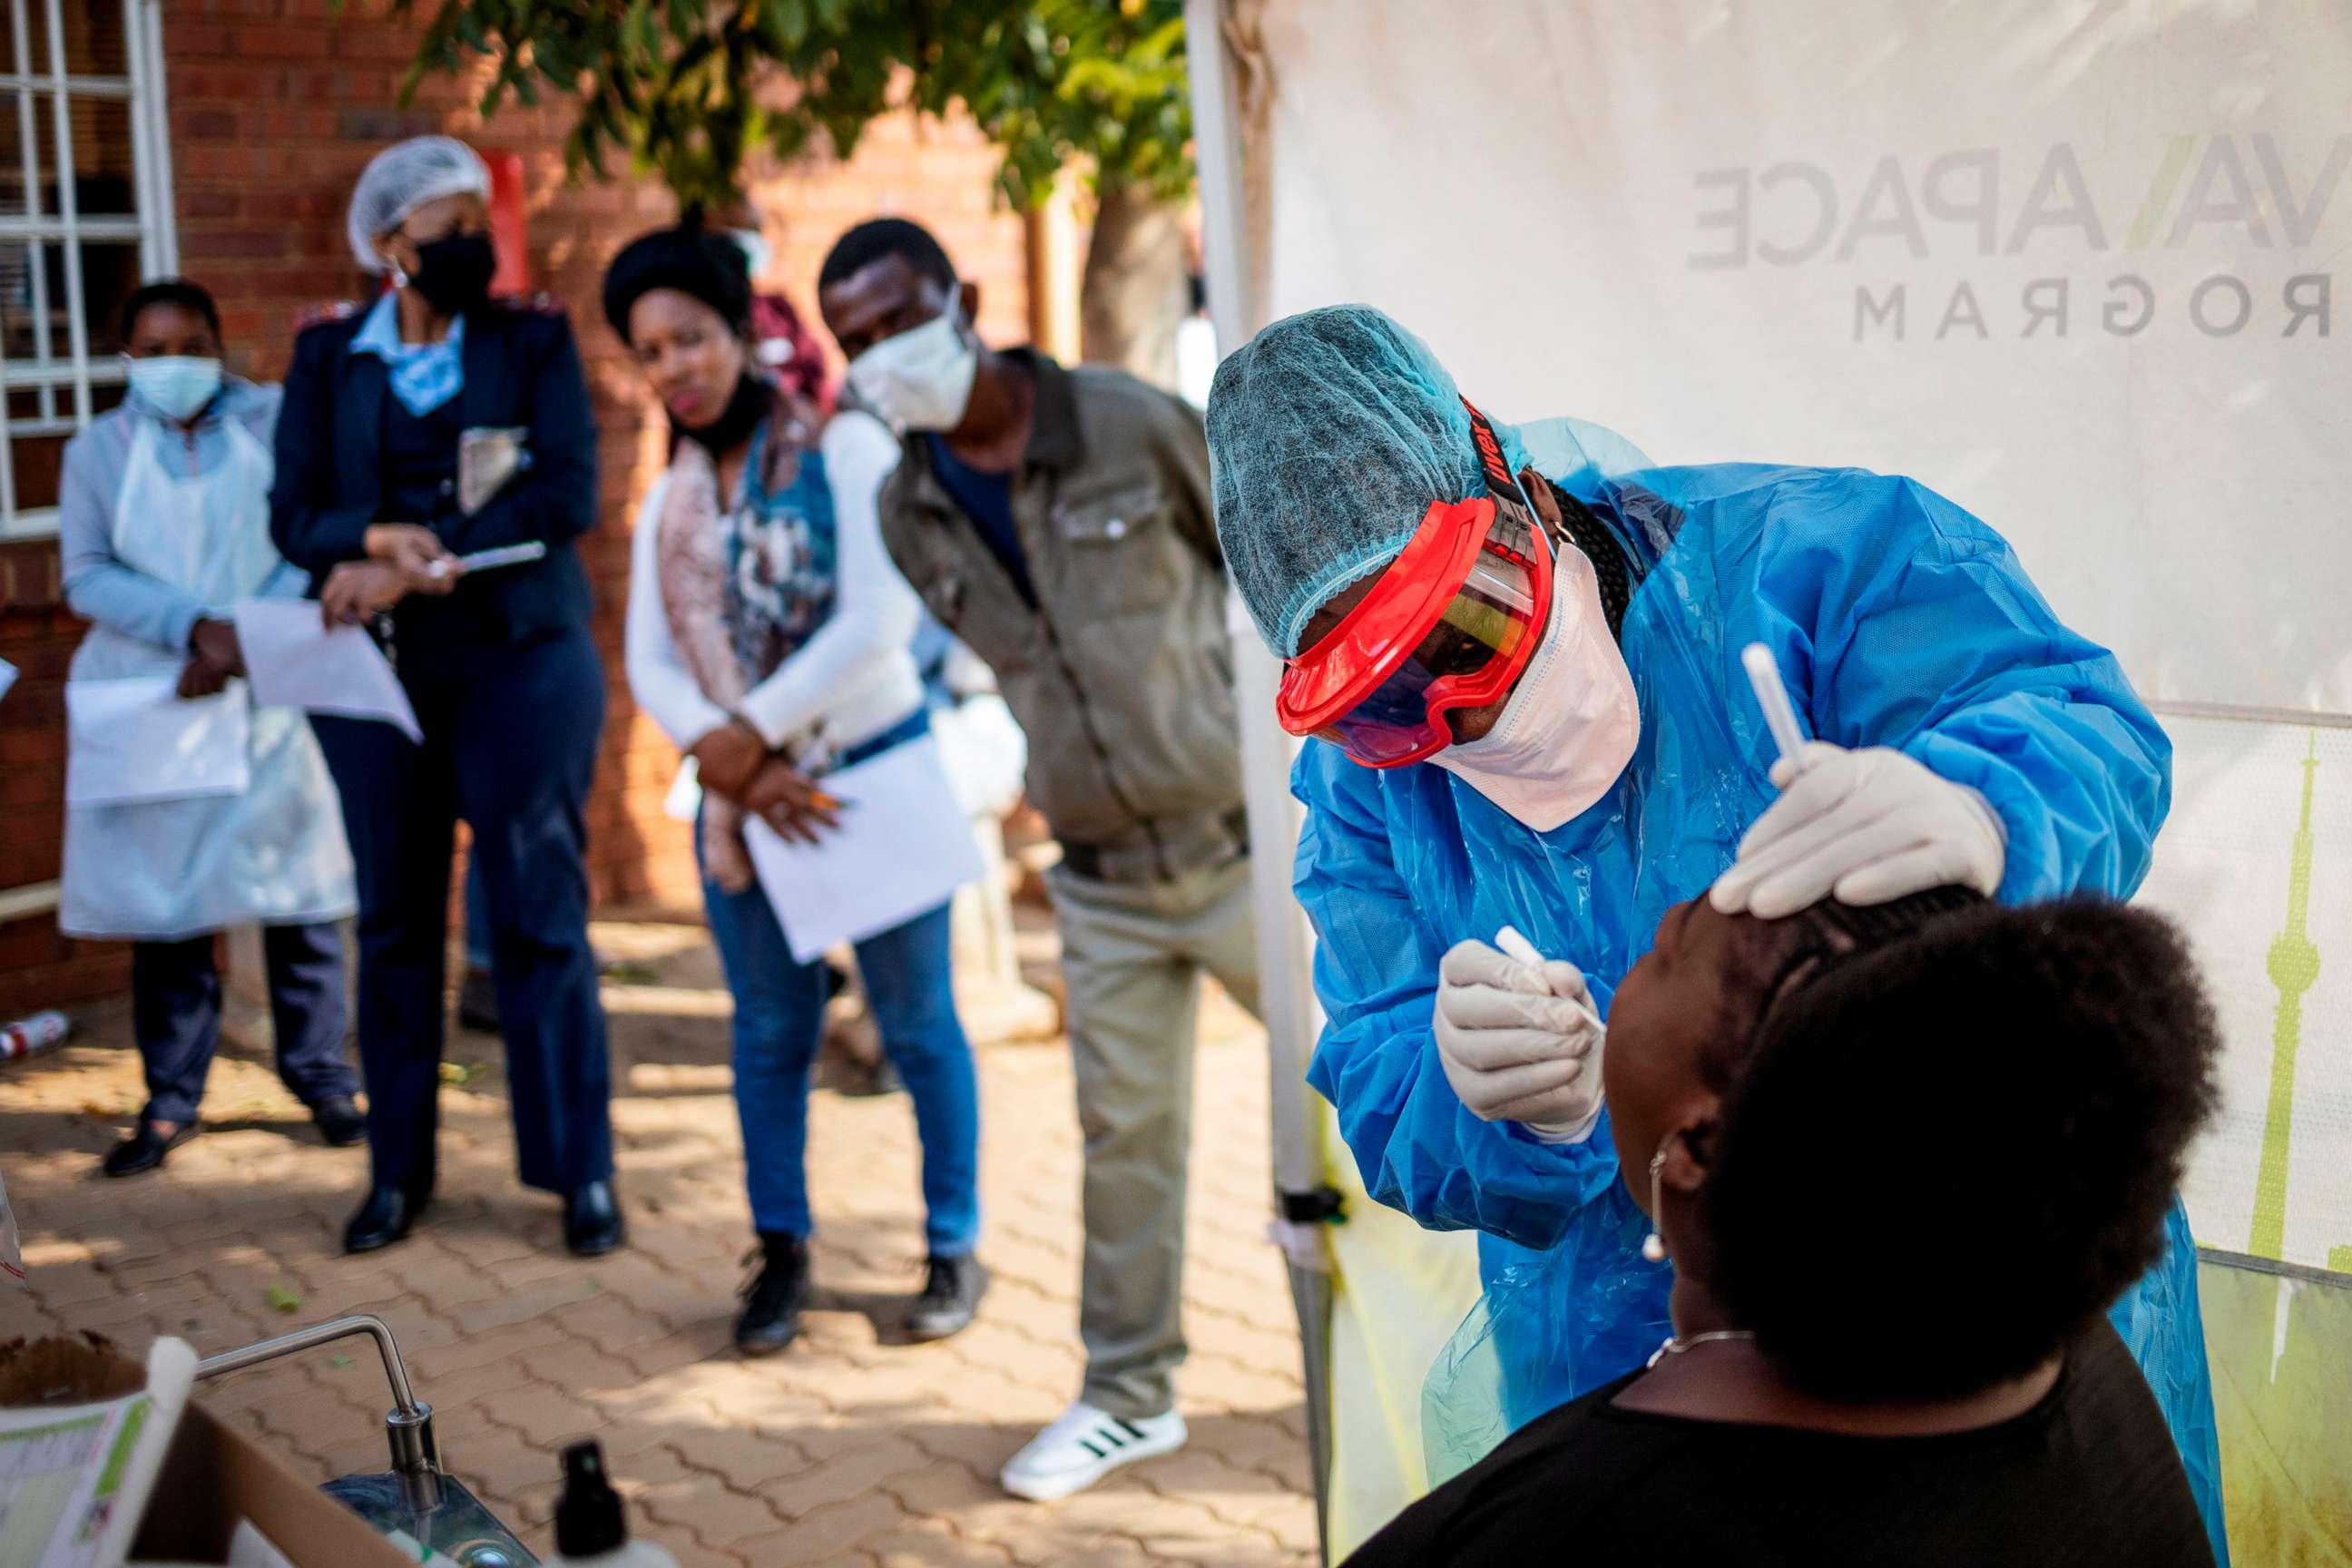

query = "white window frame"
[[0, 0, 176, 541]]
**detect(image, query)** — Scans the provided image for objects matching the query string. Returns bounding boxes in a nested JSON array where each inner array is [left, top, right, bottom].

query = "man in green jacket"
[[821, 217, 1258, 1501]]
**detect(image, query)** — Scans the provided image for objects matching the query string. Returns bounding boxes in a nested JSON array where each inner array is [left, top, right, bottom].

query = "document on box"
[[0, 1337, 193, 1568]]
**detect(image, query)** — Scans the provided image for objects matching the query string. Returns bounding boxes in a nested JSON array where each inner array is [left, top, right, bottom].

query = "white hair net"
[[346, 136, 492, 274]]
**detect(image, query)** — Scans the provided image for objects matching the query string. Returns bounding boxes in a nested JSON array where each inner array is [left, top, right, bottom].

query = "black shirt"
[[378, 385, 466, 527], [376, 394, 479, 657], [1349, 1318, 2213, 1567]]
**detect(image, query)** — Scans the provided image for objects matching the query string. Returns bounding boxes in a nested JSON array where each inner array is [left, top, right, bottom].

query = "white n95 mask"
[[126, 356, 224, 424], [848, 304, 977, 432], [1431, 537, 1640, 832]]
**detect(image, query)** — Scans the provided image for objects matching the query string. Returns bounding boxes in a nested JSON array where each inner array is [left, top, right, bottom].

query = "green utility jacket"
[[877, 350, 1247, 884]]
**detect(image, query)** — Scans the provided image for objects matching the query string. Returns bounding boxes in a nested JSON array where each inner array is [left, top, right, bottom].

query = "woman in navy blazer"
[[270, 136, 621, 1259]]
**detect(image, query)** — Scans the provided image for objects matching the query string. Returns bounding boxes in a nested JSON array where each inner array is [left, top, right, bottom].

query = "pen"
[[426, 541, 551, 578]]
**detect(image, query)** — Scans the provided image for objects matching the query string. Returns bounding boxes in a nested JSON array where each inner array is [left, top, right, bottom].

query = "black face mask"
[[407, 231, 496, 316], [676, 374, 769, 456]]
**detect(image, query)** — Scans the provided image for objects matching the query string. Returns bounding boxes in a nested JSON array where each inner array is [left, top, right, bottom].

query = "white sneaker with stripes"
[[999, 1400, 1188, 1501]]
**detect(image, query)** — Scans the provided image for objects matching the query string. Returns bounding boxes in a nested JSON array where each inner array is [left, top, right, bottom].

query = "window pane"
[[79, 239, 139, 356], [20, 3, 131, 80], [0, 237, 142, 365], [0, 239, 54, 366], [0, 95, 25, 216], [62, 95, 134, 216], [0, 93, 133, 220]]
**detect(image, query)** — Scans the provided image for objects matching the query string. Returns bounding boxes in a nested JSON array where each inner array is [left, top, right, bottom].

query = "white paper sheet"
[[225, 1518, 298, 1568], [233, 598, 422, 743], [663, 755, 703, 823], [0, 1336, 193, 1568], [64, 677, 250, 807], [743, 734, 987, 964]]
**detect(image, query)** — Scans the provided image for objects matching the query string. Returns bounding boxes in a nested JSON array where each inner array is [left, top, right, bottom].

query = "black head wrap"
[[602, 226, 752, 342]]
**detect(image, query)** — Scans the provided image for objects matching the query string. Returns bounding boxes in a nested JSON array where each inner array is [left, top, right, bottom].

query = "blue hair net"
[[1207, 305, 1484, 657]]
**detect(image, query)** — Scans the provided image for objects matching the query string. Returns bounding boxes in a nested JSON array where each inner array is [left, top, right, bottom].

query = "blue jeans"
[[701, 876, 981, 1256]]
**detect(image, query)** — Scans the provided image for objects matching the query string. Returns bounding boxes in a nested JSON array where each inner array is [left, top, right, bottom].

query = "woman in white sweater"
[[609, 227, 985, 1355]]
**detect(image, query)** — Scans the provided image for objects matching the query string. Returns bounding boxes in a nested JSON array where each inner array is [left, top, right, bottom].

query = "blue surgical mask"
[[127, 356, 224, 423]]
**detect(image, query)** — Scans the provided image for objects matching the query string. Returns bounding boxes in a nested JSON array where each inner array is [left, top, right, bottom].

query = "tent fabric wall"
[[1192, 0, 2350, 1556], [1319, 1100, 1482, 1561], [1246, 0, 2352, 717]]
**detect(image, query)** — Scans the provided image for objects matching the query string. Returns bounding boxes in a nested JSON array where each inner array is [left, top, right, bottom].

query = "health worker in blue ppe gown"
[[1203, 304, 2226, 1562]]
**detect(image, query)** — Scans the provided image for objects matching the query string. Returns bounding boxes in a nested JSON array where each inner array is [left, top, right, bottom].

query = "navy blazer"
[[269, 299, 599, 645]]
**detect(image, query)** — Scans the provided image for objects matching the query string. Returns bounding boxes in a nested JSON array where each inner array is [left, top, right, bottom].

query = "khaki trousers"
[[1048, 856, 1261, 1419]]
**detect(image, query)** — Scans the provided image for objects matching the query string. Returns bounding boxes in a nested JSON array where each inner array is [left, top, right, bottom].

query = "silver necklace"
[[1647, 1329, 1759, 1368]]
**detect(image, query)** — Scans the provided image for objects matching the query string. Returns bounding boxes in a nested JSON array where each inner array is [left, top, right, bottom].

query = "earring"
[[1641, 1149, 1668, 1262]]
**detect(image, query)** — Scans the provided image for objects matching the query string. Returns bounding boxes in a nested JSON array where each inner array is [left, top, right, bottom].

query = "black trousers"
[[313, 628, 612, 1197], [132, 922, 353, 1126]]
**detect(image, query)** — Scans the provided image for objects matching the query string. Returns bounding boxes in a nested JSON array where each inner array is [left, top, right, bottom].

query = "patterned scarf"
[[656, 387, 835, 893]]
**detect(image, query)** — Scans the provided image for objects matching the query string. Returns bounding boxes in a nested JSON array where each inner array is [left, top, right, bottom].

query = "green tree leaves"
[[361, 0, 1194, 214]]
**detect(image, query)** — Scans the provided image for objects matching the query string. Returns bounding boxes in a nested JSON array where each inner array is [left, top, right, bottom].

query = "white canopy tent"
[[1188, 3, 2352, 1560]]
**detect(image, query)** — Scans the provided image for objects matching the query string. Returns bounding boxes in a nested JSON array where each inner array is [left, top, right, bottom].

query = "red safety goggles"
[[1276, 403, 1555, 768]]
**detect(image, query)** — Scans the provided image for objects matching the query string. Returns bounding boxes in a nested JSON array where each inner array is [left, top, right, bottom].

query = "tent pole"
[[1184, 3, 1339, 1561]]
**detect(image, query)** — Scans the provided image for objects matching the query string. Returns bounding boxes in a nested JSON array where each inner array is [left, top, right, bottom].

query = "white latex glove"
[[1710, 741, 2006, 919], [1434, 939, 1605, 1144]]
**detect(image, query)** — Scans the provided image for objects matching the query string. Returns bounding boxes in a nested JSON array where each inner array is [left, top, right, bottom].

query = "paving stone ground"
[[0, 916, 1317, 1565]]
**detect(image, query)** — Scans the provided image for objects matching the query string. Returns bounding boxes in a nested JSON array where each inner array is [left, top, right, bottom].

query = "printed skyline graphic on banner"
[[2250, 736, 2351, 1272], [2139, 717, 2350, 1275]]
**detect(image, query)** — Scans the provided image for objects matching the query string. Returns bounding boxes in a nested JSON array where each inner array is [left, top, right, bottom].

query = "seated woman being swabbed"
[[1348, 886, 2221, 1566]]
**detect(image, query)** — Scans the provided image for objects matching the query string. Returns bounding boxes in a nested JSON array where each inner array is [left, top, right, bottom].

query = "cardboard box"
[[1, 1334, 409, 1567], [131, 1397, 413, 1567]]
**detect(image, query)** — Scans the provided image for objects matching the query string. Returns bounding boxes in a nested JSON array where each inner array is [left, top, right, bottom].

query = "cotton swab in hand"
[[1493, 925, 1545, 968], [1740, 642, 1809, 775], [1494, 925, 1604, 1033]]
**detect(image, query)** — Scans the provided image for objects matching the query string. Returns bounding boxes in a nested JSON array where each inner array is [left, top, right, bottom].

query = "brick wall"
[[0, 0, 1032, 1014]]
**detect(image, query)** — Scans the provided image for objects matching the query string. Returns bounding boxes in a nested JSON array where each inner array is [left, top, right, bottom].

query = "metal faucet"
[[196, 1313, 442, 1502]]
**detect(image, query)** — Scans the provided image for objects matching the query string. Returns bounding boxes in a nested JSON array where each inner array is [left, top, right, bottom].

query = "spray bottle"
[[544, 1440, 675, 1568]]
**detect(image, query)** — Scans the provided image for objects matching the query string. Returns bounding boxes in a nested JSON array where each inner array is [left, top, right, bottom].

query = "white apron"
[[59, 415, 356, 940]]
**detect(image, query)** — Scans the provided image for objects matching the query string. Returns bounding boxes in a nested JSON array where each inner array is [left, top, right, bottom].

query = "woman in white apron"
[[58, 279, 360, 1176]]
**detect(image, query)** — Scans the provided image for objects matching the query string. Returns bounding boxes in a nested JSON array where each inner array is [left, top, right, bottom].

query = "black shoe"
[[906, 1253, 988, 1341], [102, 1121, 196, 1179], [344, 1187, 426, 1253], [564, 1180, 626, 1257], [833, 1055, 904, 1099], [734, 1232, 808, 1356], [312, 1096, 366, 1148], [456, 967, 500, 1033]]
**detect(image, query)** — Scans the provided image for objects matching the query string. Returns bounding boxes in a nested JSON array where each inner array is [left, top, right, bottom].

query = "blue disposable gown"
[[1293, 427, 2227, 1560]]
